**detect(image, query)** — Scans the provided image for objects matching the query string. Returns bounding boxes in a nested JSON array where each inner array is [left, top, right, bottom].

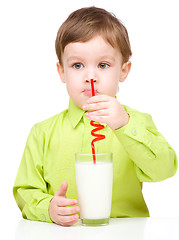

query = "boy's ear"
[[119, 61, 131, 82], [56, 62, 66, 83]]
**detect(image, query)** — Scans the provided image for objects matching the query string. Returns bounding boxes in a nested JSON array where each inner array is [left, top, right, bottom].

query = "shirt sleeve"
[[114, 110, 178, 182], [13, 125, 53, 223]]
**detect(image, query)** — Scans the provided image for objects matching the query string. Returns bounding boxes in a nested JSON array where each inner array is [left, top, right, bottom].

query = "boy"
[[13, 7, 177, 227]]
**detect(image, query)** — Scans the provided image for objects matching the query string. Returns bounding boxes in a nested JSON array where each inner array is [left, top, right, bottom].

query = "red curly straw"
[[90, 79, 105, 164]]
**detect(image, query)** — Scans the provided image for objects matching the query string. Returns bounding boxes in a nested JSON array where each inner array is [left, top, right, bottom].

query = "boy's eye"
[[98, 63, 109, 69], [73, 63, 84, 69]]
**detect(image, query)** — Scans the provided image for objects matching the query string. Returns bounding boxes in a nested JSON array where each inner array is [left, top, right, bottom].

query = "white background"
[[0, 0, 179, 237]]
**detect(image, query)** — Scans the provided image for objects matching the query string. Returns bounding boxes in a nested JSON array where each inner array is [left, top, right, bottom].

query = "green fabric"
[[13, 98, 177, 222]]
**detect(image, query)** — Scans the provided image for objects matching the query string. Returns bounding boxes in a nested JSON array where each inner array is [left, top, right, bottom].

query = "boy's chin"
[[71, 99, 84, 109]]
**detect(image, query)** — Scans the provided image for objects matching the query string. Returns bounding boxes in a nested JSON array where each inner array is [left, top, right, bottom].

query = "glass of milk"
[[75, 153, 113, 226]]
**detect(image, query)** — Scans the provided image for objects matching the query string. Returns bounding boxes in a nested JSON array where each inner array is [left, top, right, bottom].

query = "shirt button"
[[132, 128, 138, 136], [41, 214, 46, 221]]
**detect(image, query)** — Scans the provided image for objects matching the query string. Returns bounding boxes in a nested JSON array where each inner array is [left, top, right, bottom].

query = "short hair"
[[55, 6, 132, 65]]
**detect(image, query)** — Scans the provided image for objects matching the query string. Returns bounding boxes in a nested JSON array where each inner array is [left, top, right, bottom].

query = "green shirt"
[[13, 99, 177, 223]]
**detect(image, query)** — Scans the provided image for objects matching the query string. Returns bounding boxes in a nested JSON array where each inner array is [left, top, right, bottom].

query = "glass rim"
[[75, 153, 113, 157]]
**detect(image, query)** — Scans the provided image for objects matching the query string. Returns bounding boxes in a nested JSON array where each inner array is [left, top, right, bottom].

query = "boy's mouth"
[[83, 89, 98, 96]]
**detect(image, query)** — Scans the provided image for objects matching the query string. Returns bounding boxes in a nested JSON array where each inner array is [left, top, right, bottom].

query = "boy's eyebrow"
[[66, 55, 116, 62], [66, 56, 84, 62], [99, 55, 115, 61]]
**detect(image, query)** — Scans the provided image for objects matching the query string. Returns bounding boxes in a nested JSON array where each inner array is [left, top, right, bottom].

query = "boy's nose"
[[85, 79, 97, 83]]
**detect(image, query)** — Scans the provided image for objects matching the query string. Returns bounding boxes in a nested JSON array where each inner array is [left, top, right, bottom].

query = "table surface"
[[14, 217, 179, 240]]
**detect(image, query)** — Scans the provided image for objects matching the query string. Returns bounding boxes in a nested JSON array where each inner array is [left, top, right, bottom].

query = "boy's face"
[[57, 36, 131, 108]]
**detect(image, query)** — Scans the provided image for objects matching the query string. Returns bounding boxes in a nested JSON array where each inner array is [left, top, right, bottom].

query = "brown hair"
[[55, 6, 132, 65]]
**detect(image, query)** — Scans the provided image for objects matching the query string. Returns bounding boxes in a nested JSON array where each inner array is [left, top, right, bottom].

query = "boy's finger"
[[59, 218, 79, 227], [57, 197, 78, 207], [83, 102, 108, 111], [58, 214, 79, 224], [57, 206, 80, 215], [85, 114, 108, 124], [55, 181, 68, 197], [87, 94, 110, 104], [86, 109, 108, 117]]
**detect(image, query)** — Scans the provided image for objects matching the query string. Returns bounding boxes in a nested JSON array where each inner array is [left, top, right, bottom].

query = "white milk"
[[75, 161, 113, 219]]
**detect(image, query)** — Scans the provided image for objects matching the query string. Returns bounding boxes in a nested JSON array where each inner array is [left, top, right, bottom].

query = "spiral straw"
[[90, 79, 106, 164]]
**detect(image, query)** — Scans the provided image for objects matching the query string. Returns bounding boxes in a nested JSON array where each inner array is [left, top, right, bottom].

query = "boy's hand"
[[49, 181, 80, 226], [83, 95, 129, 130]]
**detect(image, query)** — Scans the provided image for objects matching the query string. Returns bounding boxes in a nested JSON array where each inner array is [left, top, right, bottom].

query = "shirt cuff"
[[113, 112, 146, 147], [39, 196, 54, 223], [22, 195, 54, 223]]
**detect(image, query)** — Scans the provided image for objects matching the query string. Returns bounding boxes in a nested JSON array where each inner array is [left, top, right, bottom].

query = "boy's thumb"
[[55, 181, 68, 197]]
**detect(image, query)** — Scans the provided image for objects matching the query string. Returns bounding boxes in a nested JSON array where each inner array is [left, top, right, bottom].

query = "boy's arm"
[[113, 108, 178, 182], [13, 125, 53, 223]]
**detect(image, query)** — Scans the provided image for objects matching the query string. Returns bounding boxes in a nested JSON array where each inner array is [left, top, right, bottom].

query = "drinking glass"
[[75, 153, 113, 226]]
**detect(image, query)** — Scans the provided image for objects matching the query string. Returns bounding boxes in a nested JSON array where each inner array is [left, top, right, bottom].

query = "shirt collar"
[[67, 98, 85, 128]]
